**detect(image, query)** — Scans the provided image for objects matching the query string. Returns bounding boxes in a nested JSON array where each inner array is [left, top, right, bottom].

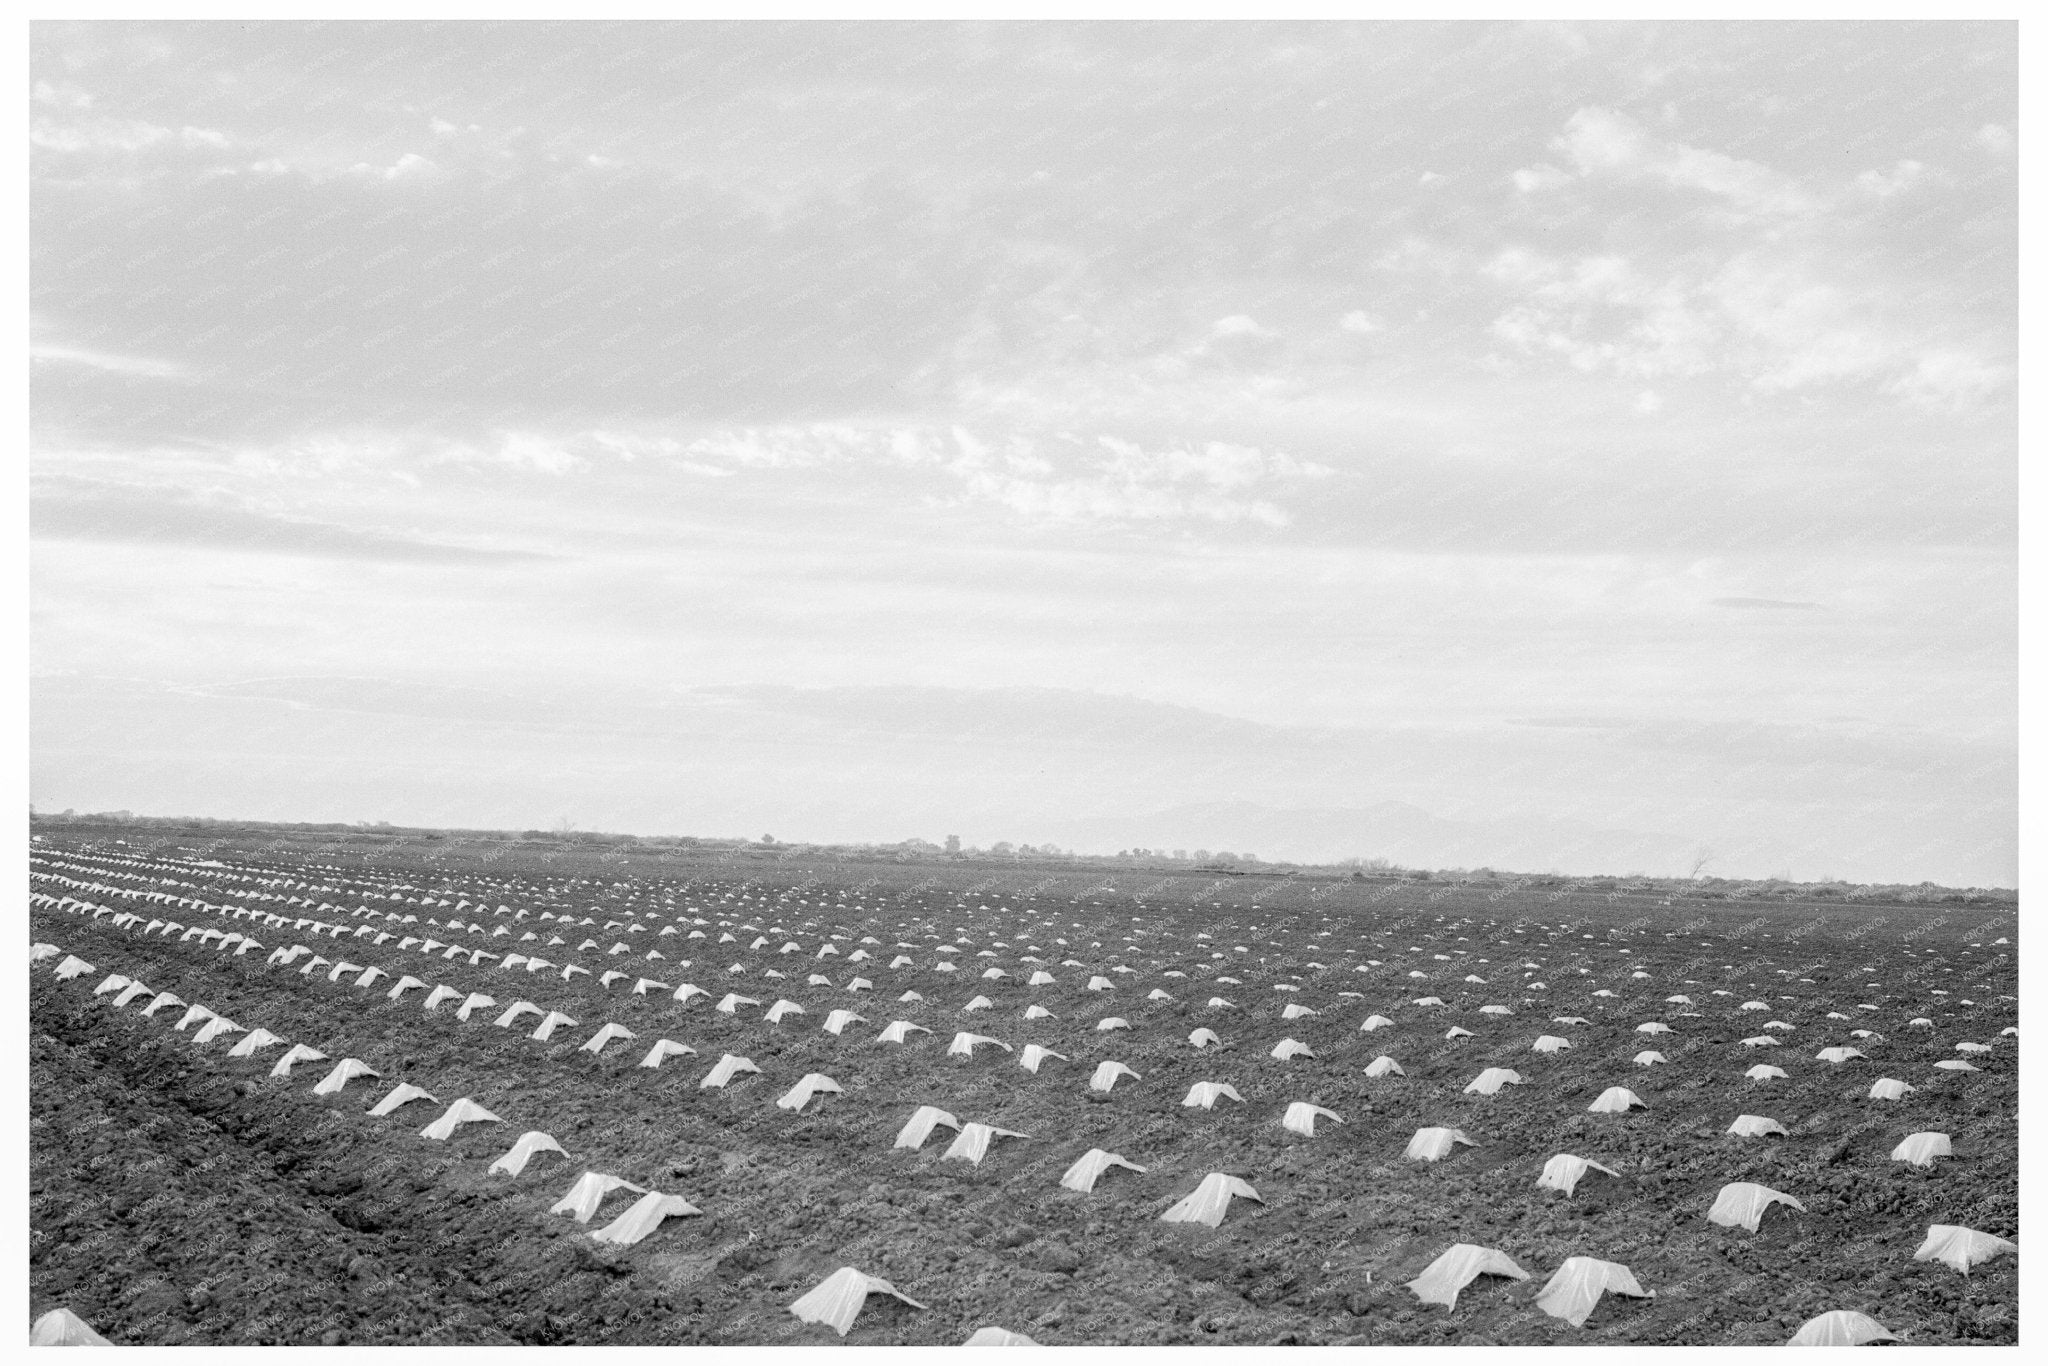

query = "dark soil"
[[29, 834, 2017, 1345]]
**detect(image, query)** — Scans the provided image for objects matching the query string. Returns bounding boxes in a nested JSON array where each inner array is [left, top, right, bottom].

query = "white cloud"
[[952, 433, 1326, 528], [1551, 106, 1819, 219], [1855, 160, 1925, 198], [31, 81, 93, 109], [31, 119, 231, 154], [273, 430, 591, 476], [1096, 437, 1328, 493], [348, 152, 439, 180], [24, 24, 2012, 887], [1486, 247, 2010, 410], [1481, 247, 1558, 289], [1003, 450, 1054, 477], [1708, 258, 1896, 391], [888, 428, 935, 467], [588, 431, 733, 474], [670, 423, 1325, 528], [950, 468, 1289, 528], [1373, 237, 1464, 275], [1511, 163, 1572, 193], [31, 343, 190, 380], [1488, 253, 1719, 380], [1476, 106, 2009, 414], [1211, 314, 1276, 339], [1974, 123, 2014, 156], [685, 427, 860, 470], [1887, 349, 2013, 411]]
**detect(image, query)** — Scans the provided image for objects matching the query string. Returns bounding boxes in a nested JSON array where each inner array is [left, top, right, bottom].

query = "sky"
[[30, 21, 2016, 885]]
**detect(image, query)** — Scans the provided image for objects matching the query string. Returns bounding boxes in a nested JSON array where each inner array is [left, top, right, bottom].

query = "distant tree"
[[992, 841, 1015, 855], [1172, 849, 1188, 860], [945, 835, 961, 853], [761, 834, 776, 845]]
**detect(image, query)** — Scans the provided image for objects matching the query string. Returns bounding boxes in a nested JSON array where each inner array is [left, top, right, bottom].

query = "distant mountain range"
[[1031, 799, 1708, 879]]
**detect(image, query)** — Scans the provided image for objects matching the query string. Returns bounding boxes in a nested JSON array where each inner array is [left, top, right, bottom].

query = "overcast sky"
[[30, 22, 2016, 885]]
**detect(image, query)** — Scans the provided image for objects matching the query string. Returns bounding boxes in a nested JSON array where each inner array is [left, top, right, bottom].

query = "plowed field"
[[29, 835, 2018, 1345]]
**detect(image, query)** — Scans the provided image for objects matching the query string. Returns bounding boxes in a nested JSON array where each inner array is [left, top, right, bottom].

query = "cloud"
[[670, 423, 1327, 527], [31, 343, 190, 381], [1606, 716, 1981, 777], [1887, 349, 2013, 411], [1974, 123, 2014, 156], [1147, 314, 1288, 376], [1486, 246, 2010, 408], [1710, 597, 1822, 611], [33, 481, 548, 564], [31, 80, 92, 109], [31, 118, 230, 154], [484, 432, 583, 475], [32, 159, 972, 432], [1855, 159, 1926, 198], [1487, 252, 1720, 379], [1709, 258, 1897, 390], [193, 676, 549, 723], [1338, 310, 1381, 334], [23, 24, 2015, 888], [1210, 314, 1275, 339], [1094, 436, 1328, 492], [954, 469, 1288, 528], [347, 152, 439, 181], [1511, 163, 1572, 193], [942, 433, 1323, 527], [1551, 106, 1819, 219], [682, 424, 896, 472], [1485, 107, 2010, 412], [587, 431, 730, 476]]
